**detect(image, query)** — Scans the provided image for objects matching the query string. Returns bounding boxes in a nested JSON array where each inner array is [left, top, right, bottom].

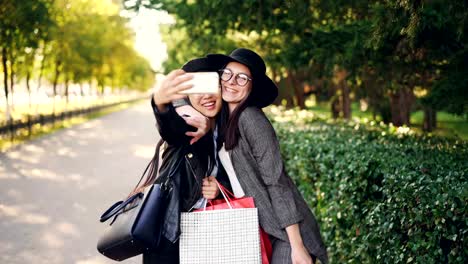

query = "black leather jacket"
[[150, 98, 231, 243]]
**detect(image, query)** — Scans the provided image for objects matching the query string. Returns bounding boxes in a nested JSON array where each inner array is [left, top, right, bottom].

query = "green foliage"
[[130, 0, 468, 126], [267, 107, 468, 263], [1, 0, 155, 97], [0, 0, 54, 87], [368, 0, 468, 117], [424, 50, 468, 116], [44, 0, 154, 92], [159, 24, 237, 73]]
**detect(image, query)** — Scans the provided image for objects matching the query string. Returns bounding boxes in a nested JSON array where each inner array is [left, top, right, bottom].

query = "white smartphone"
[[179, 72, 220, 94]]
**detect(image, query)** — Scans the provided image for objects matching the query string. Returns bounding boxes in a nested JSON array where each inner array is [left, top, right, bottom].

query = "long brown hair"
[[219, 79, 257, 150]]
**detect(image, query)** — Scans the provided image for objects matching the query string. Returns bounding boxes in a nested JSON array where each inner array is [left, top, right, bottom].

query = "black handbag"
[[97, 139, 169, 261]]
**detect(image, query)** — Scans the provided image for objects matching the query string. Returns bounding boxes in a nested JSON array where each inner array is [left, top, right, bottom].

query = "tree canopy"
[[125, 0, 467, 131], [1, 0, 155, 119]]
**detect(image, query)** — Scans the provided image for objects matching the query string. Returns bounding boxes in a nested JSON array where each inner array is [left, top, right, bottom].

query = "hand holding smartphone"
[[178, 72, 219, 94]]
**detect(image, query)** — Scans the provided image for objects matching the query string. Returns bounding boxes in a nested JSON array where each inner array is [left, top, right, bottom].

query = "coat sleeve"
[[151, 96, 195, 146], [238, 107, 303, 228]]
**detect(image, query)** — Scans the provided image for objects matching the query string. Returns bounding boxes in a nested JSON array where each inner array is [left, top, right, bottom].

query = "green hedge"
[[267, 107, 467, 263]]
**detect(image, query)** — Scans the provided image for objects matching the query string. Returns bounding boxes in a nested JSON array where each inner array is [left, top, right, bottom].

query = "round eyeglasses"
[[218, 68, 252, 86]]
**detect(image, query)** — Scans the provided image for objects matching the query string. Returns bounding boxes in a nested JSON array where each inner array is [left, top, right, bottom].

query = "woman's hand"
[[202, 176, 219, 199], [286, 224, 314, 264], [153, 69, 193, 111], [291, 244, 313, 264], [176, 105, 211, 145]]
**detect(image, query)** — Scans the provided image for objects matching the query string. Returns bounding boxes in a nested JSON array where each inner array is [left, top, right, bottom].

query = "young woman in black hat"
[[140, 57, 231, 263], [206, 48, 328, 264]]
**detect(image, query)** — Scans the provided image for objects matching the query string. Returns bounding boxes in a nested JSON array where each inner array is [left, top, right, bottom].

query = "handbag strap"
[[99, 139, 164, 223], [99, 192, 144, 222]]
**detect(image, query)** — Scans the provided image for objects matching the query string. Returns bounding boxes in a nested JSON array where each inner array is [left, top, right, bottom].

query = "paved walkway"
[[0, 102, 160, 264]]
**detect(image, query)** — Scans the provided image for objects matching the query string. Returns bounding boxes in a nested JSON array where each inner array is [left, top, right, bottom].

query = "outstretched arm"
[[152, 70, 211, 145], [151, 69, 194, 146], [152, 69, 192, 112]]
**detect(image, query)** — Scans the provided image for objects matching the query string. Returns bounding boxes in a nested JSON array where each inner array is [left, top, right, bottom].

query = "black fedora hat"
[[181, 56, 225, 73], [207, 48, 278, 108]]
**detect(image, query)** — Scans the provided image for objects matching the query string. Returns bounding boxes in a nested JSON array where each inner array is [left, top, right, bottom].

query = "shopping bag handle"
[[203, 179, 233, 210], [217, 182, 235, 198], [216, 180, 233, 209]]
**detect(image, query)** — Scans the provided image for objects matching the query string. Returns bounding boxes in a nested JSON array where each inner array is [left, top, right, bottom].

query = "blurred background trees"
[[0, 0, 154, 121], [126, 0, 467, 134], [1, 0, 466, 136]]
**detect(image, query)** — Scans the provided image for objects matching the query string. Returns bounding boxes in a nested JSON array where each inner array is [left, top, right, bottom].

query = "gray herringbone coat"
[[229, 107, 328, 264]]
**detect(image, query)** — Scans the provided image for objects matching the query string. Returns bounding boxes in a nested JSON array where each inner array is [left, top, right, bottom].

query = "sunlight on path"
[[0, 102, 157, 264]]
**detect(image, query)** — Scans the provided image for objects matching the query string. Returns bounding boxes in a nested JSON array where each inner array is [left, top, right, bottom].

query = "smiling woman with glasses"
[[218, 68, 252, 86], [206, 48, 328, 264]]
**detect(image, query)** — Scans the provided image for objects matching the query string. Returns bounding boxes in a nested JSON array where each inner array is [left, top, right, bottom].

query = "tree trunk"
[[330, 85, 340, 119], [65, 75, 69, 104], [9, 52, 14, 94], [314, 78, 325, 103], [288, 70, 305, 109], [341, 79, 351, 119], [53, 59, 61, 97], [401, 87, 413, 125], [336, 69, 351, 119], [364, 71, 387, 122], [331, 97, 340, 119], [8, 47, 15, 110], [2, 46, 11, 121], [35, 45, 47, 116], [88, 80, 94, 107], [26, 69, 32, 111], [390, 87, 413, 126], [37, 46, 46, 92], [293, 77, 305, 109], [52, 59, 62, 115], [390, 92, 403, 126], [423, 107, 437, 132], [285, 73, 294, 107]]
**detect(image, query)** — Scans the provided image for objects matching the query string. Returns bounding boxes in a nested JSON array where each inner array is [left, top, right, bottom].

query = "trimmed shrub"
[[268, 107, 468, 263]]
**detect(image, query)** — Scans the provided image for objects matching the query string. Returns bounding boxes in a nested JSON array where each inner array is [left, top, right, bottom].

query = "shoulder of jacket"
[[239, 106, 265, 122], [238, 106, 271, 133]]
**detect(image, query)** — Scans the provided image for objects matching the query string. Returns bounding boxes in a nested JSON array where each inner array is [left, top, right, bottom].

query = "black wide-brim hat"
[[181, 56, 225, 73], [207, 48, 278, 108]]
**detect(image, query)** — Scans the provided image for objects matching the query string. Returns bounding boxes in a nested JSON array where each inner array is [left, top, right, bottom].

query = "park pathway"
[[0, 101, 160, 264]]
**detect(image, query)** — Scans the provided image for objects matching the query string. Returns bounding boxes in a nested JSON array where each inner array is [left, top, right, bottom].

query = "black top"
[[151, 97, 232, 210]]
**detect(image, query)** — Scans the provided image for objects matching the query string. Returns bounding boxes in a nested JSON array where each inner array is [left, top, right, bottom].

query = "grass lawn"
[[307, 101, 467, 140], [410, 111, 468, 140], [307, 101, 378, 120]]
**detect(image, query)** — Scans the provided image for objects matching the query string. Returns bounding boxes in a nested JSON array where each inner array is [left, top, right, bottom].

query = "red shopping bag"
[[195, 183, 272, 264]]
